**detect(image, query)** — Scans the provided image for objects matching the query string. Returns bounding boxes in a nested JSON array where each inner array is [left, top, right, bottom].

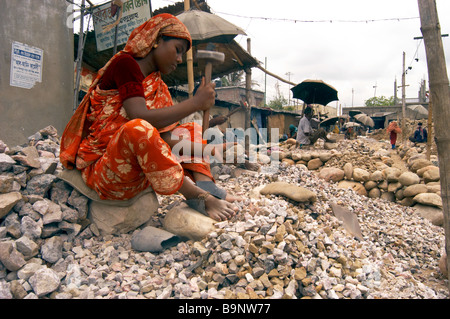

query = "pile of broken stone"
[[277, 138, 443, 228], [0, 126, 448, 299]]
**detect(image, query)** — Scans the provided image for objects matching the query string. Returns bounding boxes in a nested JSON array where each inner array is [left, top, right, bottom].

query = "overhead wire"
[[211, 11, 419, 24]]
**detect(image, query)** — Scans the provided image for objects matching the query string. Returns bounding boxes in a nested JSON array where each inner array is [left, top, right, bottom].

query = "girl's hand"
[[193, 77, 216, 112]]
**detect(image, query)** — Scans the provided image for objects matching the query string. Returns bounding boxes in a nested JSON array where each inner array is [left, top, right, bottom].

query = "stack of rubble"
[[0, 127, 448, 299], [0, 126, 95, 298], [276, 138, 443, 226]]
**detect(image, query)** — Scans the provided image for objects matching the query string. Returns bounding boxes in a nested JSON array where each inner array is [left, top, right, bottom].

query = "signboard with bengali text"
[[92, 0, 151, 52], [10, 41, 43, 89]]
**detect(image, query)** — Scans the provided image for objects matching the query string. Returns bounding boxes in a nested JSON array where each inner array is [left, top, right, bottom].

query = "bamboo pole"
[[426, 97, 433, 161], [418, 0, 450, 291], [401, 51, 407, 143], [256, 64, 296, 86], [73, 0, 86, 112], [184, 0, 194, 98], [245, 38, 252, 153]]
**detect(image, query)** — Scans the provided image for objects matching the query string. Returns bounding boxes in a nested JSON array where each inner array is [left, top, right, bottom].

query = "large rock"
[[281, 158, 295, 166], [423, 167, 440, 183], [403, 184, 428, 197], [337, 181, 367, 196], [382, 167, 401, 182], [28, 267, 60, 297], [426, 183, 441, 194], [301, 153, 312, 162], [343, 163, 353, 180], [318, 152, 333, 162], [381, 191, 396, 202], [414, 204, 444, 227], [89, 189, 159, 235], [260, 182, 317, 203], [0, 153, 16, 172], [0, 192, 22, 219], [352, 168, 370, 182], [291, 152, 302, 161], [364, 181, 378, 191], [398, 172, 420, 186], [368, 187, 381, 198], [369, 170, 383, 182], [387, 182, 402, 193], [25, 174, 58, 197], [15, 236, 39, 260], [416, 165, 437, 177], [324, 142, 338, 150], [0, 241, 26, 271], [163, 202, 216, 241], [40, 236, 63, 264], [318, 167, 345, 183], [307, 158, 323, 170], [11, 146, 41, 169], [410, 159, 433, 173], [413, 193, 442, 208], [407, 153, 426, 166]]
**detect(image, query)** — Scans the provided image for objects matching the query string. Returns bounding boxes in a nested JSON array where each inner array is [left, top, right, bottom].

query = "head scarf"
[[386, 121, 402, 134], [98, 13, 191, 88], [60, 13, 192, 169], [123, 13, 191, 58]]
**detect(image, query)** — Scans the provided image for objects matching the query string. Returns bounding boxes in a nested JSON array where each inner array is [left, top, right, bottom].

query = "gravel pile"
[[0, 127, 448, 299]]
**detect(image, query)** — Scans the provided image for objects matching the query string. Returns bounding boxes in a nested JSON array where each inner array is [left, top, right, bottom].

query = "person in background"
[[288, 124, 297, 139], [409, 122, 428, 144], [295, 106, 335, 148], [386, 121, 402, 149]]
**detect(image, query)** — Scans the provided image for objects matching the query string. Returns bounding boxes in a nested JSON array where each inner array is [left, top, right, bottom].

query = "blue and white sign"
[[10, 41, 43, 89]]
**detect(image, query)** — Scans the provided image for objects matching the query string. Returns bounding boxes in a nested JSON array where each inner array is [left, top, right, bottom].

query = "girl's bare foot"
[[204, 194, 238, 221]]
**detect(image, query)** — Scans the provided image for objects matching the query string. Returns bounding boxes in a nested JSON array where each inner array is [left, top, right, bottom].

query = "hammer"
[[197, 45, 225, 133]]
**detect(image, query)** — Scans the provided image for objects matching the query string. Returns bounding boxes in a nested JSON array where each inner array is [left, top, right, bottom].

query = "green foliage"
[[220, 71, 245, 87], [267, 94, 288, 110], [364, 96, 395, 106]]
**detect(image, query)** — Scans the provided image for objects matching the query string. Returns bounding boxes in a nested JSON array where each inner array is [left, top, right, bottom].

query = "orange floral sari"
[[60, 14, 212, 200]]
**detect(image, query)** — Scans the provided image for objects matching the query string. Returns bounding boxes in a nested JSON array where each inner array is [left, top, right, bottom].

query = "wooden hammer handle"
[[202, 62, 213, 133]]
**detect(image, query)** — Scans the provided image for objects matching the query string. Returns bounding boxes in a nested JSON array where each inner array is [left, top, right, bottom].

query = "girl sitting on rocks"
[[60, 14, 238, 221]]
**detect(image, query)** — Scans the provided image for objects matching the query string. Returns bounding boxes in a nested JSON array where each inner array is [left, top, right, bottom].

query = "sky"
[[75, 0, 450, 110]]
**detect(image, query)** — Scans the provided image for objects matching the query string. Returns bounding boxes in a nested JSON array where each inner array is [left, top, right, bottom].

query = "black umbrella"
[[291, 79, 339, 106]]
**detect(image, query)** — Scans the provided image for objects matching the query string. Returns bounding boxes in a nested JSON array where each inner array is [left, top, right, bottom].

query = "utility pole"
[[264, 57, 267, 106], [245, 38, 252, 154], [286, 72, 293, 106], [352, 88, 354, 107], [401, 52, 407, 143], [394, 78, 398, 105], [73, 0, 86, 112], [418, 0, 450, 291], [414, 34, 447, 162]]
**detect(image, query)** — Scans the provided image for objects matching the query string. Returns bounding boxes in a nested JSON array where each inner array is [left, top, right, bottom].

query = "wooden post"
[[184, 0, 194, 98], [245, 38, 252, 152], [418, 0, 450, 291], [73, 0, 85, 112], [401, 51, 407, 143], [426, 97, 433, 161]]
